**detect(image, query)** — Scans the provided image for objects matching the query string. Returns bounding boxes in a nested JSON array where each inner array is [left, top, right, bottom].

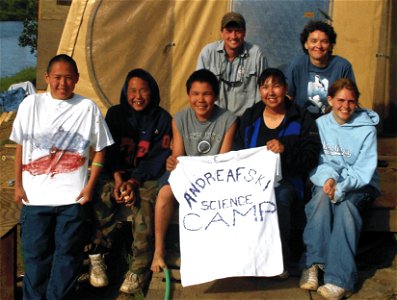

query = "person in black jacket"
[[88, 69, 172, 294], [234, 68, 321, 276]]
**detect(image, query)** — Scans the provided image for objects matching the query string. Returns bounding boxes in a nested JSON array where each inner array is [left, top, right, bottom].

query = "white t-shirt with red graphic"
[[10, 92, 114, 206]]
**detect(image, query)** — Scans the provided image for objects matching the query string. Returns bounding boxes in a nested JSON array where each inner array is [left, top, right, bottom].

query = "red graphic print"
[[23, 148, 86, 177]]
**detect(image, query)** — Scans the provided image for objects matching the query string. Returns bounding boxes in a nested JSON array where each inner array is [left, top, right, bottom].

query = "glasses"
[[128, 88, 151, 97], [219, 57, 244, 87], [220, 77, 243, 87]]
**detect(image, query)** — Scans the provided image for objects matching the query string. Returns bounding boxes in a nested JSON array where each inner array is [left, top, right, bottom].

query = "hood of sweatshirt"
[[336, 108, 379, 127]]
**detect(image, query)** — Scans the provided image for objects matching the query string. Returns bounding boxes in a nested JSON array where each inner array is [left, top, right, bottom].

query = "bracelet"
[[92, 162, 104, 167]]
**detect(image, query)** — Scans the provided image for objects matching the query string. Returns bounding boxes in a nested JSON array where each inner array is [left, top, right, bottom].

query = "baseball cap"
[[221, 12, 246, 30]]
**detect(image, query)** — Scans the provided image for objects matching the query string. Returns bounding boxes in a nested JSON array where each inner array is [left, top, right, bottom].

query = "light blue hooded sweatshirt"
[[310, 108, 380, 203]]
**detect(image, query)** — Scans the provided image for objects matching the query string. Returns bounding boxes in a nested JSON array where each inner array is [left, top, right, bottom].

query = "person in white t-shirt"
[[10, 54, 114, 300]]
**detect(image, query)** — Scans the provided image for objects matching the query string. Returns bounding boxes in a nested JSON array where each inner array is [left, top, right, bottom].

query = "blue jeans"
[[301, 185, 374, 291], [275, 179, 299, 266], [20, 204, 88, 300]]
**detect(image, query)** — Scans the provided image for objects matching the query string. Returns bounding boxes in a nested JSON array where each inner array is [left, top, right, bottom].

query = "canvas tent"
[[40, 0, 395, 131]]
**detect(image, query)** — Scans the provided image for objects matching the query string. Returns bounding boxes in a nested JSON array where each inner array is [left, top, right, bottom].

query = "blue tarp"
[[0, 87, 25, 112], [233, 0, 330, 71]]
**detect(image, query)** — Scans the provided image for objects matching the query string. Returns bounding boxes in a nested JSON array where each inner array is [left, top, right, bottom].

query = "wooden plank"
[[0, 191, 20, 238], [363, 137, 397, 231], [0, 113, 7, 127], [4, 111, 15, 123], [374, 155, 397, 209], [364, 208, 397, 232], [0, 224, 17, 300], [0, 144, 16, 189]]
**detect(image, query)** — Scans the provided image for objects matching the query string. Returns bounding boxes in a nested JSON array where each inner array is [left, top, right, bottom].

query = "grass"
[[0, 67, 36, 92]]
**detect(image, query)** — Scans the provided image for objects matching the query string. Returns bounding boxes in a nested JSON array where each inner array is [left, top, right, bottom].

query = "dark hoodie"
[[235, 98, 321, 199], [104, 69, 172, 186]]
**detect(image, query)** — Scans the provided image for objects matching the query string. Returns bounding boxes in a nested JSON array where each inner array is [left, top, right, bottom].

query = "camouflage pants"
[[91, 177, 157, 274]]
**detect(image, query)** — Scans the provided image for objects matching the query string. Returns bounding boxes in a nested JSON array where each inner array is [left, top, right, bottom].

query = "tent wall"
[[54, 0, 394, 120], [57, 0, 228, 115], [233, 0, 330, 70], [36, 0, 71, 90], [332, 0, 394, 113]]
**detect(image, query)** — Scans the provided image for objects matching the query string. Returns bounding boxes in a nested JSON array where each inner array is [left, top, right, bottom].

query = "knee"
[[306, 187, 331, 215], [336, 200, 361, 218], [156, 185, 175, 208]]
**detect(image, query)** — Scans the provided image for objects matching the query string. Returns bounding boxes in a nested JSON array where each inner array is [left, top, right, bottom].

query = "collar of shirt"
[[216, 40, 248, 58]]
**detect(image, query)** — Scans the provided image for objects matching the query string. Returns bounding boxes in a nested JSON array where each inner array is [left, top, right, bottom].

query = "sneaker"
[[119, 271, 149, 294], [89, 254, 109, 287], [317, 283, 352, 300], [299, 264, 319, 290]]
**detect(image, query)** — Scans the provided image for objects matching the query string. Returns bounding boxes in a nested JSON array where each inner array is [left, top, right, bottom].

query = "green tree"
[[0, 0, 36, 21], [18, 0, 38, 55]]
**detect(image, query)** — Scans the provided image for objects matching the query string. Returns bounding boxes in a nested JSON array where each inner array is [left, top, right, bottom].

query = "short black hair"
[[186, 69, 219, 97], [258, 68, 287, 87], [300, 20, 337, 54], [47, 54, 79, 74]]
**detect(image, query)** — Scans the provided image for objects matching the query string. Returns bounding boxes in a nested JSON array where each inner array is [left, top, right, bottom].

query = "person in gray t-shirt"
[[151, 69, 237, 273]]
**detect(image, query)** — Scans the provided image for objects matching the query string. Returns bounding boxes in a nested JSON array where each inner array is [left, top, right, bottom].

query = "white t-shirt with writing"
[[169, 146, 283, 286]]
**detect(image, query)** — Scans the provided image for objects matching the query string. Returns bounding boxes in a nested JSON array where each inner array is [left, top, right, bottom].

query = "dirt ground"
[[145, 231, 397, 300], [15, 230, 397, 300]]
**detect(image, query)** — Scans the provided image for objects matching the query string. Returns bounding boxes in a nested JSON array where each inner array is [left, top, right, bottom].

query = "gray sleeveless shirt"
[[174, 105, 236, 156]]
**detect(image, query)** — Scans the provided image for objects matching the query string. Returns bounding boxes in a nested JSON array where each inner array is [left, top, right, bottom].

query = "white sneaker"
[[89, 254, 109, 287], [119, 270, 149, 294], [299, 264, 319, 290], [317, 283, 352, 300]]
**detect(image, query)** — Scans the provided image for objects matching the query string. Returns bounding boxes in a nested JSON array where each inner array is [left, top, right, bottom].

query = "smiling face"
[[45, 61, 79, 100], [188, 81, 216, 122], [221, 26, 246, 53], [259, 76, 287, 111], [328, 88, 357, 124], [126, 77, 151, 111], [305, 30, 332, 66]]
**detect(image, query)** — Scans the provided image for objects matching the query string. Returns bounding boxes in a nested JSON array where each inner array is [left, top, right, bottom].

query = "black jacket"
[[235, 98, 321, 198]]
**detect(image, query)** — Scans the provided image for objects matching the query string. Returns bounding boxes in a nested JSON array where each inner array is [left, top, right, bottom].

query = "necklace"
[[264, 109, 285, 120], [263, 108, 285, 129]]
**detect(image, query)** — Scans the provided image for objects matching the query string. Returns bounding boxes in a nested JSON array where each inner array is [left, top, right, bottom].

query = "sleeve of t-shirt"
[[91, 104, 114, 151]]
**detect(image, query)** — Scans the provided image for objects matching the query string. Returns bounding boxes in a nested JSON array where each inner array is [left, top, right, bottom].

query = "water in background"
[[0, 21, 37, 78]]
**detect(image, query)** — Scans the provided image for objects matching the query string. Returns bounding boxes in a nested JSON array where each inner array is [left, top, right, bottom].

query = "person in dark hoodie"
[[88, 69, 172, 294], [234, 68, 321, 277]]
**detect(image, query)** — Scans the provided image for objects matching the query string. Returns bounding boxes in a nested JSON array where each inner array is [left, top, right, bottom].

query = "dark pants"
[[20, 204, 87, 300], [91, 179, 157, 274], [275, 179, 299, 267]]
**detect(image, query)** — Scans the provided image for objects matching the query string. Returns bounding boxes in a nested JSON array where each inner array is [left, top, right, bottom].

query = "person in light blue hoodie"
[[299, 78, 380, 300]]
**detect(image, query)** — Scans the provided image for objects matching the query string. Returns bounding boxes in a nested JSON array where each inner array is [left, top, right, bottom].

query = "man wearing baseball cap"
[[197, 12, 268, 116]]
